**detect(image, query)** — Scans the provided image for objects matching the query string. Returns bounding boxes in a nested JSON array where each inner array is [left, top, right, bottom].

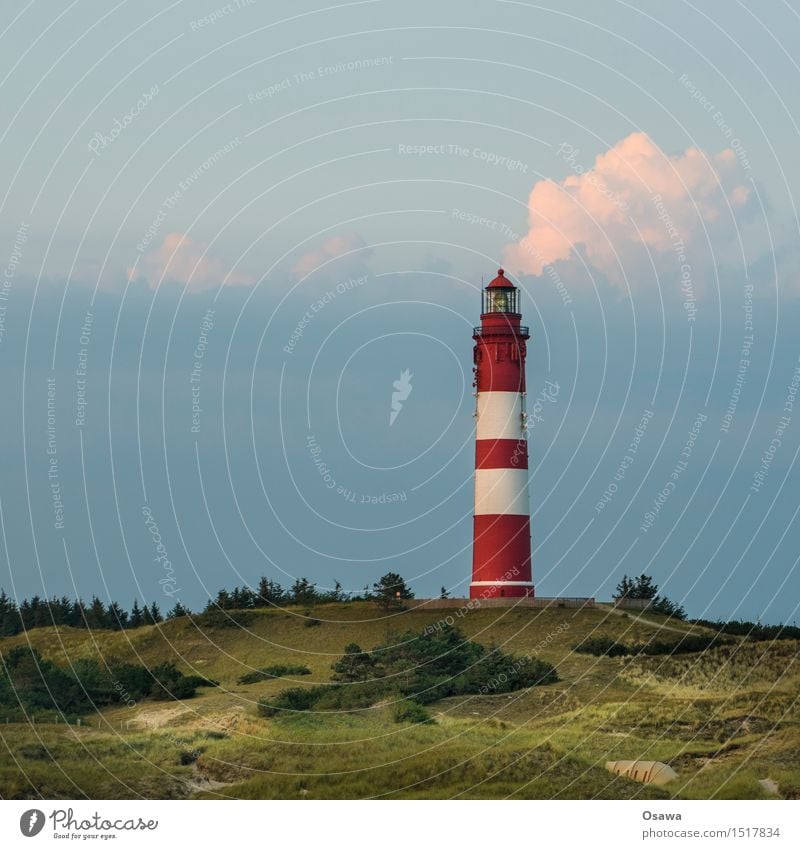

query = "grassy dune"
[[1, 603, 798, 799]]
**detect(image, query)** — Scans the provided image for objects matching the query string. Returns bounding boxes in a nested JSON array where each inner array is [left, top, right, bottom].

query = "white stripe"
[[474, 467, 529, 515], [476, 391, 525, 440], [470, 581, 534, 587]]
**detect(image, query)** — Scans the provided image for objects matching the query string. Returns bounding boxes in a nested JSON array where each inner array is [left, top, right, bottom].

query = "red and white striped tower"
[[471, 269, 534, 599]]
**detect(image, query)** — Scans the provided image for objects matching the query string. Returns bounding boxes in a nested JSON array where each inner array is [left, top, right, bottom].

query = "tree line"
[[0, 572, 415, 636]]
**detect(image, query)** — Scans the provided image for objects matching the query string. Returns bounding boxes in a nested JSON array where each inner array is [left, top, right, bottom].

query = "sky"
[[1, 0, 800, 623]]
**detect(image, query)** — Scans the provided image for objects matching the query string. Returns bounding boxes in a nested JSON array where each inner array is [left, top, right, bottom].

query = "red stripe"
[[474, 336, 527, 393], [475, 439, 528, 469], [475, 354, 526, 392], [472, 514, 532, 587]]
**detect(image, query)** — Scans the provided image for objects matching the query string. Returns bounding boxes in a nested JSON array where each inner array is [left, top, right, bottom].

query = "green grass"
[[1, 603, 797, 799]]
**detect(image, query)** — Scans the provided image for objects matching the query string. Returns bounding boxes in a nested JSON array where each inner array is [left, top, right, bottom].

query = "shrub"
[[238, 664, 311, 685], [109, 661, 157, 700], [182, 675, 219, 689], [469, 648, 558, 692], [573, 636, 630, 657], [312, 679, 387, 710], [257, 686, 325, 717], [690, 618, 800, 640], [257, 627, 557, 719], [0, 650, 203, 715], [574, 633, 725, 658], [393, 701, 434, 724], [195, 609, 256, 628], [639, 634, 723, 655], [330, 644, 376, 682], [150, 663, 198, 700]]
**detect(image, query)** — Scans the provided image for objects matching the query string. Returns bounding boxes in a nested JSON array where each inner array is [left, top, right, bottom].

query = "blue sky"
[[1, 0, 800, 623]]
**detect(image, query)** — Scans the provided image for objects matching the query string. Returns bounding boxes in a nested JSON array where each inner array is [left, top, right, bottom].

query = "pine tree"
[[331, 643, 376, 682], [615, 575, 635, 599], [53, 596, 72, 625], [0, 589, 20, 636], [86, 596, 107, 629], [130, 599, 143, 628], [256, 577, 285, 606], [29, 595, 48, 628], [632, 574, 658, 600], [70, 600, 86, 628], [214, 589, 231, 610], [291, 578, 317, 607], [372, 573, 414, 612], [107, 601, 128, 630], [166, 602, 190, 619]]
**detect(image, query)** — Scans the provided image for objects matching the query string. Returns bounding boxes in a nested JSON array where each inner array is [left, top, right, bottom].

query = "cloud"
[[130, 232, 253, 291], [504, 132, 752, 290], [291, 233, 371, 279]]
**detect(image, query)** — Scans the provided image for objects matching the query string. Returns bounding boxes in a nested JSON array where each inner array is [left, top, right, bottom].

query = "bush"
[[573, 636, 630, 657], [392, 701, 434, 724], [195, 609, 256, 629], [150, 663, 198, 700], [181, 675, 219, 689], [574, 633, 725, 658], [469, 648, 558, 692], [0, 649, 204, 716], [109, 661, 158, 700], [640, 634, 723, 655], [312, 679, 388, 711], [257, 686, 325, 717], [690, 618, 800, 640], [257, 627, 558, 719], [330, 644, 376, 682], [238, 664, 311, 685]]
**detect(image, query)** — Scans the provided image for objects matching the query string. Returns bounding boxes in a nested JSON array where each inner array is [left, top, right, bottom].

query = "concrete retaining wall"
[[405, 597, 595, 610], [612, 597, 653, 611]]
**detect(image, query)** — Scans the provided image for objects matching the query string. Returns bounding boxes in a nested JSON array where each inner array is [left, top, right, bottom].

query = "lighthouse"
[[471, 269, 534, 599]]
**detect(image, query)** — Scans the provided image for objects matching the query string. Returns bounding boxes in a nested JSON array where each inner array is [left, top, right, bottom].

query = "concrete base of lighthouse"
[[469, 581, 535, 599]]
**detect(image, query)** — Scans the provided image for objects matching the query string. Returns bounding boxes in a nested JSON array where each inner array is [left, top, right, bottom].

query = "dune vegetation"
[[0, 602, 798, 800]]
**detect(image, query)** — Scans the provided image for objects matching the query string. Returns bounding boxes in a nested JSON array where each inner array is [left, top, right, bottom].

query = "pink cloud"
[[130, 232, 253, 291], [292, 233, 370, 278], [504, 132, 751, 290]]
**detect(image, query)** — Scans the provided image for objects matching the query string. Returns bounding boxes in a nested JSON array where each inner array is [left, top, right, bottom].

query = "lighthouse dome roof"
[[487, 268, 515, 288]]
